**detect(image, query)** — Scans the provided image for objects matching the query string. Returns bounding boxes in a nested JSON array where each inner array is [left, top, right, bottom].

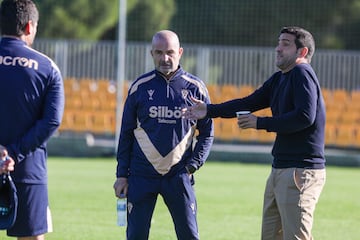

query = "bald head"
[[151, 30, 183, 78], [152, 30, 180, 49]]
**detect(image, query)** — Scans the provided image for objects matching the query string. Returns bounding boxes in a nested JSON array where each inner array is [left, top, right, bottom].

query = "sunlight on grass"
[[0, 158, 358, 240]]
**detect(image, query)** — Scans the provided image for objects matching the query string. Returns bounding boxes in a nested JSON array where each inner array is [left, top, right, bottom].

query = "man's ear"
[[298, 47, 309, 58], [23, 21, 31, 35]]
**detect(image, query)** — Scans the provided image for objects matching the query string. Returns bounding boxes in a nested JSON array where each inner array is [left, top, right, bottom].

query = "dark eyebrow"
[[279, 38, 291, 42]]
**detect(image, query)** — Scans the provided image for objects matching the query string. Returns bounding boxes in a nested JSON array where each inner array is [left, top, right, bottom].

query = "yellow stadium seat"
[[237, 128, 258, 142], [59, 109, 76, 132], [257, 130, 275, 143], [207, 84, 220, 103], [326, 109, 341, 125], [324, 89, 350, 115], [350, 90, 360, 101], [325, 123, 337, 146], [212, 118, 222, 137], [216, 118, 239, 141], [339, 111, 360, 125], [220, 84, 239, 101], [345, 90, 360, 112], [91, 111, 116, 134], [79, 78, 96, 91], [325, 100, 345, 113], [334, 124, 356, 147], [332, 88, 349, 103], [321, 88, 332, 103], [96, 79, 110, 92], [353, 126, 360, 147], [65, 95, 83, 110], [254, 108, 272, 117], [238, 85, 254, 97], [72, 111, 93, 132]]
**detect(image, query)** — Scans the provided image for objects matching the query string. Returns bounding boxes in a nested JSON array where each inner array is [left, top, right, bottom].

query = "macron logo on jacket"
[[0, 55, 39, 70]]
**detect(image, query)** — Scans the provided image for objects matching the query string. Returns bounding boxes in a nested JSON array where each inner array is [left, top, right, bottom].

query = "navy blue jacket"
[[0, 37, 64, 184], [207, 64, 326, 169], [116, 67, 214, 178]]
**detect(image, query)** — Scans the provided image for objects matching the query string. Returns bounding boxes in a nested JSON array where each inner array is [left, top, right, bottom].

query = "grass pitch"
[[0, 157, 359, 239]]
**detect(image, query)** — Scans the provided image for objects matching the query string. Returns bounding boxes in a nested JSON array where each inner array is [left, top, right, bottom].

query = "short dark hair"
[[0, 0, 38, 36], [280, 26, 315, 62]]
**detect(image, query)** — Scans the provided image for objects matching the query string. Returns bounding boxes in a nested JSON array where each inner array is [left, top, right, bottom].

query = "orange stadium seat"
[[346, 90, 360, 112], [238, 85, 254, 97], [71, 111, 93, 132], [339, 111, 360, 125], [65, 95, 82, 110], [326, 108, 341, 125], [237, 128, 258, 142], [217, 118, 239, 141], [207, 84, 220, 103], [321, 88, 332, 103], [324, 123, 337, 146], [220, 84, 239, 101], [350, 90, 360, 101], [59, 109, 76, 132], [353, 126, 360, 148], [91, 111, 116, 134], [212, 118, 222, 137], [61, 79, 360, 148], [332, 88, 349, 103], [257, 130, 275, 143], [334, 124, 356, 147]]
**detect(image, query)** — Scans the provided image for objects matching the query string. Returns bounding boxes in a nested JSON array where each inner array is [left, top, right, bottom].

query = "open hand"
[[182, 97, 207, 120]]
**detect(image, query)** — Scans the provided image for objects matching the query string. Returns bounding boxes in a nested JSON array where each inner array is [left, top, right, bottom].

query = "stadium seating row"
[[59, 78, 360, 149]]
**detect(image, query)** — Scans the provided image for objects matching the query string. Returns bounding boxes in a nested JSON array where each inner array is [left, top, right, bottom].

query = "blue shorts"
[[7, 183, 52, 237]]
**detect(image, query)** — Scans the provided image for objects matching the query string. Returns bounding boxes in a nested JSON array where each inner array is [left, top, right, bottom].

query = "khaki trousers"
[[261, 168, 326, 240]]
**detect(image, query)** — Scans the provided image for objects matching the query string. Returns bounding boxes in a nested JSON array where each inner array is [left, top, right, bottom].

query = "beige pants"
[[261, 168, 326, 240]]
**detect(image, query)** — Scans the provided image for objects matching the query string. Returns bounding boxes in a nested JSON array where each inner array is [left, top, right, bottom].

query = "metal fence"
[[34, 39, 360, 154], [34, 39, 360, 91]]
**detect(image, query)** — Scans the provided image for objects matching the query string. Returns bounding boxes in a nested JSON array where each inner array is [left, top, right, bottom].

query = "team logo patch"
[[181, 89, 189, 99], [128, 202, 133, 214], [147, 89, 154, 100], [190, 202, 196, 214]]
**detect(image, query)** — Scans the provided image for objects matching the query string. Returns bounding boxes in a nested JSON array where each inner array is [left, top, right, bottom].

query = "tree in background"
[[335, 0, 360, 49], [35, 0, 174, 42], [34, 0, 360, 50], [36, 0, 139, 40], [126, 0, 175, 41], [171, 0, 356, 49]]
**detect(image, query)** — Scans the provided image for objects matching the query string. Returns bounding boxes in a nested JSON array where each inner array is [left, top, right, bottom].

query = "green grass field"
[[0, 157, 359, 240]]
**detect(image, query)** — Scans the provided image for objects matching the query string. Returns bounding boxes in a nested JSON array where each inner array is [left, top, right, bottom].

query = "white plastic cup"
[[236, 111, 250, 117]]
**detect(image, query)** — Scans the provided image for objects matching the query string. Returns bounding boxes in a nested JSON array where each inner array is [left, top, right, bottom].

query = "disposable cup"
[[236, 111, 250, 117]]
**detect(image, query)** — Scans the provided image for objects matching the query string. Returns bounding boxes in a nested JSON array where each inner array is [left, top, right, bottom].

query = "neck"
[[281, 58, 308, 73]]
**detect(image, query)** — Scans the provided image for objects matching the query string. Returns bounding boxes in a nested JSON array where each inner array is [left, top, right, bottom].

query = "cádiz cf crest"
[[181, 89, 189, 99]]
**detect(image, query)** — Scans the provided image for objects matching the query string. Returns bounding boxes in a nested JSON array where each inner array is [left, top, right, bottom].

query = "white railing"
[[34, 39, 360, 91]]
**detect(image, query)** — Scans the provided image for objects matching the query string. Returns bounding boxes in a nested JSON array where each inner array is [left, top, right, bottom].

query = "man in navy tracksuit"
[[113, 30, 214, 240], [184, 27, 326, 240], [0, 0, 64, 239]]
